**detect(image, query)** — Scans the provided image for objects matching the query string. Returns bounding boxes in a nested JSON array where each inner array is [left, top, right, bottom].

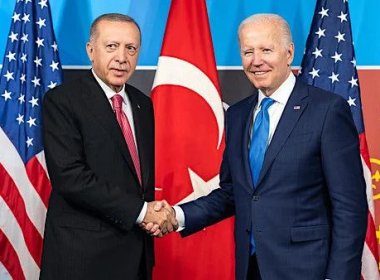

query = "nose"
[[251, 52, 263, 67], [115, 47, 128, 64]]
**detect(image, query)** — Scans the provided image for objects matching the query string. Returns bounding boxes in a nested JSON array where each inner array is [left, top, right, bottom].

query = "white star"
[[36, 18, 46, 29], [34, 56, 42, 67], [31, 76, 41, 87], [328, 72, 340, 83], [51, 41, 58, 52], [309, 68, 320, 79], [6, 51, 16, 62], [337, 12, 348, 23], [22, 13, 30, 23], [18, 94, 25, 103], [348, 76, 358, 88], [20, 53, 27, 63], [312, 47, 323, 58], [16, 114, 24, 124], [335, 32, 346, 43], [351, 58, 357, 67], [38, 0, 48, 9], [347, 96, 356, 107], [4, 71, 14, 81], [29, 96, 39, 107], [26, 137, 33, 147], [21, 33, 28, 43], [315, 27, 326, 38], [12, 12, 21, 22], [26, 117, 37, 127], [331, 52, 342, 63], [177, 168, 220, 205], [25, 0, 32, 3], [48, 81, 57, 89], [318, 7, 329, 18], [20, 74, 26, 84], [50, 60, 59, 71], [2, 90, 11, 101], [9, 31, 18, 42], [35, 37, 44, 47]]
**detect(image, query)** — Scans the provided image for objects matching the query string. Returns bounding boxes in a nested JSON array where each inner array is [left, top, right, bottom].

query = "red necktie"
[[111, 94, 142, 185]]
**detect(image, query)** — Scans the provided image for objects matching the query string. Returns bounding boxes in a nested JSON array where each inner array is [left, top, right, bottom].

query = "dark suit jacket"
[[180, 79, 368, 280], [40, 71, 155, 280]]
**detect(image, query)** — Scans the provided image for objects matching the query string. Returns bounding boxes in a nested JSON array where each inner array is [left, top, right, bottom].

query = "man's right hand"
[[140, 200, 178, 237]]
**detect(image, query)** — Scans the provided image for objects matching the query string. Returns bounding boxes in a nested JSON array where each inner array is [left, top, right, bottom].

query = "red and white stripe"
[[0, 127, 51, 279], [359, 133, 380, 280]]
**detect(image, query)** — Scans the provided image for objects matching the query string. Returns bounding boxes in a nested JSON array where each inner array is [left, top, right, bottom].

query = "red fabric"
[[152, 0, 235, 279]]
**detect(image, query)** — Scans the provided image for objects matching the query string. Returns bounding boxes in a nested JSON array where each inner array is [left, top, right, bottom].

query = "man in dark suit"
[[150, 13, 368, 279], [40, 13, 175, 280]]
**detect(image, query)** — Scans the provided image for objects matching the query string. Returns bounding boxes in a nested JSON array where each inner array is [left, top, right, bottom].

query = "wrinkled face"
[[239, 22, 294, 96], [86, 20, 140, 92]]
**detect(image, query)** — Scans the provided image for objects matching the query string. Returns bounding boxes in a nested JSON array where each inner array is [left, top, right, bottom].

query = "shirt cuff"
[[136, 201, 147, 224], [173, 205, 185, 231]]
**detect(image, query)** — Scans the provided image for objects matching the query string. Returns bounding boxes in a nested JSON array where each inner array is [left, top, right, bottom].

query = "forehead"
[[239, 22, 280, 46], [94, 20, 140, 42]]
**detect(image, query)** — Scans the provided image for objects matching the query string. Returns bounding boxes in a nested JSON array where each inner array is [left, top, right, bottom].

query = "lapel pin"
[[294, 105, 301, 110], [137, 104, 141, 109]]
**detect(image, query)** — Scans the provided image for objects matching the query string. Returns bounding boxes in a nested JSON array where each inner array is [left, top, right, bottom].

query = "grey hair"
[[238, 13, 293, 47], [89, 13, 141, 43]]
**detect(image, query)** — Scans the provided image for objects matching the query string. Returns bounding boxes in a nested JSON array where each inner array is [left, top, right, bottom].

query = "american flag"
[[298, 0, 380, 278], [0, 0, 62, 279]]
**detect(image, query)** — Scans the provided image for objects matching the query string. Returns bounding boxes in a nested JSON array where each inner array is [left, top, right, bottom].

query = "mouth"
[[251, 70, 270, 76], [111, 68, 128, 76]]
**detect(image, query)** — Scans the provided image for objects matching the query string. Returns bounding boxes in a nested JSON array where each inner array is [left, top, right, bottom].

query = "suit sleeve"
[[321, 96, 368, 279], [180, 109, 235, 236], [42, 88, 144, 231]]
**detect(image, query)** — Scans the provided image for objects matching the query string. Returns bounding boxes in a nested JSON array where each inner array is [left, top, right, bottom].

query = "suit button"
[[252, 195, 259, 201]]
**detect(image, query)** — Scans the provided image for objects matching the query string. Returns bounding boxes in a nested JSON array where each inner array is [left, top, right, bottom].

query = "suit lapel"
[[255, 80, 309, 188], [82, 72, 141, 185], [241, 94, 258, 194], [127, 88, 149, 187]]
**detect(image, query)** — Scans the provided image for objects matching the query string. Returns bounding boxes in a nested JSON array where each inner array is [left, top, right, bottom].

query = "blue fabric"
[[249, 98, 274, 186], [248, 97, 274, 255]]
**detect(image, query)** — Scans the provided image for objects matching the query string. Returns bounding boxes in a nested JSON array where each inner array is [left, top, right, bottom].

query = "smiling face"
[[86, 19, 140, 92], [239, 19, 294, 96]]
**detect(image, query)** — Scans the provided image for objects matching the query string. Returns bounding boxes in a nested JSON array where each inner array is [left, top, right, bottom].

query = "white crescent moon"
[[152, 56, 224, 149]]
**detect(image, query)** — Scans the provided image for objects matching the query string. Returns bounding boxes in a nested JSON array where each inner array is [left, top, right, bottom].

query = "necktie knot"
[[111, 94, 123, 111], [260, 97, 274, 112]]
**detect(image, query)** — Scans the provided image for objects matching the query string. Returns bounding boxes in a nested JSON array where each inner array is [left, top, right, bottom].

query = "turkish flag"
[[151, 0, 235, 279]]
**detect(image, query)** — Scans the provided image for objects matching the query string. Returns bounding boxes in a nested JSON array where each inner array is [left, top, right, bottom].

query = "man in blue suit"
[[149, 14, 368, 279]]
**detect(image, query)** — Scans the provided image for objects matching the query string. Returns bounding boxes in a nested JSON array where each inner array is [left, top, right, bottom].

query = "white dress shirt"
[[174, 72, 296, 230], [92, 70, 147, 224]]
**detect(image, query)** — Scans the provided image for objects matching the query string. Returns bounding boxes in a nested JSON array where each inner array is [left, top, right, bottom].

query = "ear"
[[287, 43, 295, 66], [86, 42, 94, 62]]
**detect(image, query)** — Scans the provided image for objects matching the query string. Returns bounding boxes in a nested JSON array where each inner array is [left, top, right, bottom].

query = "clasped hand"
[[140, 200, 177, 237]]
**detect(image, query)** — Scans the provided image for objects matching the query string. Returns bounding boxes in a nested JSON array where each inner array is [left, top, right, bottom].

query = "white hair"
[[238, 13, 293, 47]]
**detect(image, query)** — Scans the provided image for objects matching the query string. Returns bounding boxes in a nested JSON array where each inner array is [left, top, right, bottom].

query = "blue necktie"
[[248, 97, 274, 255]]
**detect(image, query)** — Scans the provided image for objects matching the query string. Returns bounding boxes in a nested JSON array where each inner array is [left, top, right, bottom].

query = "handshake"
[[140, 200, 178, 237]]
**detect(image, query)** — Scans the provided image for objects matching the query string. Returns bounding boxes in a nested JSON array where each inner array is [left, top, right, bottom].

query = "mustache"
[[110, 63, 129, 71]]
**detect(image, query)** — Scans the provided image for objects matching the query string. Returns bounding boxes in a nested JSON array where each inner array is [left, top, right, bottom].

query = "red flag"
[[151, 0, 235, 279]]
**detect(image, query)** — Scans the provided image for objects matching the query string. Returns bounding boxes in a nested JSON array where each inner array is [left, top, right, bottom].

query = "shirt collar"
[[92, 69, 126, 101], [257, 72, 296, 107]]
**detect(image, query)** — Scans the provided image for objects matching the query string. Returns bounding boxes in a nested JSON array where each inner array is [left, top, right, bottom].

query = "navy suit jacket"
[[180, 79, 367, 280]]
